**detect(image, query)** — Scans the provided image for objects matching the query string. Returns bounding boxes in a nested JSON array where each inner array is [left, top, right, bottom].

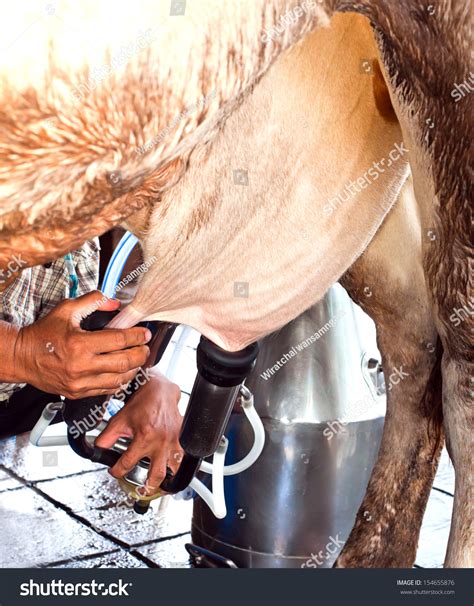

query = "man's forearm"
[[0, 320, 25, 383]]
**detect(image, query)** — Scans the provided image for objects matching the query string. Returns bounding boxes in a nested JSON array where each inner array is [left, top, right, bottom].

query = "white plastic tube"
[[30, 433, 70, 447], [210, 438, 227, 517], [29, 402, 66, 447], [190, 437, 228, 518], [198, 396, 265, 476], [221, 403, 265, 476]]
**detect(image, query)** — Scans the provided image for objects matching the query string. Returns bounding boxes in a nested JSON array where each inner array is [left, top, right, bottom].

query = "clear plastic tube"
[[101, 231, 190, 383], [101, 231, 139, 298], [165, 326, 192, 383]]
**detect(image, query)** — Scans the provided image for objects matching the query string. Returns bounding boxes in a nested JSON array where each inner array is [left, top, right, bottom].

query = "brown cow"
[[0, 1, 471, 567]]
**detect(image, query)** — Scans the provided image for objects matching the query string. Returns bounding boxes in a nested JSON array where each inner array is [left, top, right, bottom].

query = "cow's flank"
[[0, 0, 331, 274], [107, 13, 409, 352]]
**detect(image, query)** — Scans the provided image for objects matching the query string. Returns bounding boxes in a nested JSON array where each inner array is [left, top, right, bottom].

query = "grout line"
[[0, 462, 102, 487], [38, 548, 124, 569], [32, 468, 102, 485], [127, 549, 161, 568], [0, 464, 31, 490], [2, 465, 192, 567], [3, 466, 133, 553], [129, 534, 193, 569], [45, 548, 152, 569], [0, 484, 26, 494], [39, 545, 171, 570], [0, 463, 16, 474], [130, 530, 191, 550], [431, 486, 455, 498]]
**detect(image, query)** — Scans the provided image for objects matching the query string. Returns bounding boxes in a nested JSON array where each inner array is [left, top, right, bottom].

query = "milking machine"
[[30, 232, 264, 517], [30, 232, 385, 568], [192, 284, 386, 567], [64, 313, 261, 515]]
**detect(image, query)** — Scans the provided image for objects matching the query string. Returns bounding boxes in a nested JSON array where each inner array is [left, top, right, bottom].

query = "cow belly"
[[110, 14, 409, 351]]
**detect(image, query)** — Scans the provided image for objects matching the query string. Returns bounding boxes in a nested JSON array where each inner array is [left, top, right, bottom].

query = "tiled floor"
[[0, 328, 455, 568]]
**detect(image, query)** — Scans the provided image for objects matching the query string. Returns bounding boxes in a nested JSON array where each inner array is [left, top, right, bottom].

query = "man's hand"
[[14, 291, 152, 399], [94, 368, 183, 494]]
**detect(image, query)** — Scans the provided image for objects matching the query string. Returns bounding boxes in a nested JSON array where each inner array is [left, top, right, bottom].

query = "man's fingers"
[[169, 444, 184, 475], [108, 442, 146, 479], [145, 457, 168, 494], [85, 346, 150, 374], [95, 294, 122, 312], [66, 387, 125, 399], [87, 369, 140, 391], [94, 421, 130, 450], [64, 369, 140, 399], [83, 327, 152, 353]]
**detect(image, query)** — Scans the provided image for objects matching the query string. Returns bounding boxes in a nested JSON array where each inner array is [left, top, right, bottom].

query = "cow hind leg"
[[430, 228, 474, 567], [338, 0, 472, 568], [441, 354, 474, 567], [335, 180, 444, 567]]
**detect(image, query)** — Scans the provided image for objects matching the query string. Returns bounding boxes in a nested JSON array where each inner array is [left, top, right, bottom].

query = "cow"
[[0, 1, 471, 568]]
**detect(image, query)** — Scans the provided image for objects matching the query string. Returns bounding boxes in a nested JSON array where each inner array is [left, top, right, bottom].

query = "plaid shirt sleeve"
[[0, 239, 100, 401]]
